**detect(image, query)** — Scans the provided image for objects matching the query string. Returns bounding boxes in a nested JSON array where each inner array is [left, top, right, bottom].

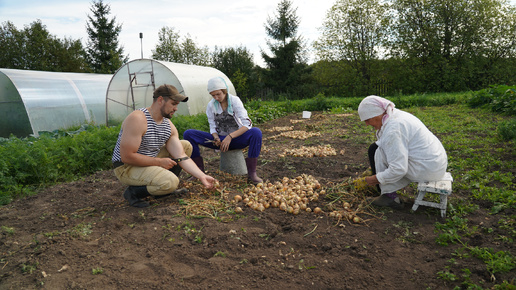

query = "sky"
[[0, 0, 337, 66]]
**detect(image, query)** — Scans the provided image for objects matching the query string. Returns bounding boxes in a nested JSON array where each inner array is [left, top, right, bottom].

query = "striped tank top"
[[112, 108, 172, 163]]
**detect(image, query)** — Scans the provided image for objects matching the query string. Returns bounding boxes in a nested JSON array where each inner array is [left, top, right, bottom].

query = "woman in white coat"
[[358, 96, 448, 209]]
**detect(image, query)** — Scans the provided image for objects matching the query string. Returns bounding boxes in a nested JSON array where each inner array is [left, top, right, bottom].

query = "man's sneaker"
[[371, 194, 404, 209]]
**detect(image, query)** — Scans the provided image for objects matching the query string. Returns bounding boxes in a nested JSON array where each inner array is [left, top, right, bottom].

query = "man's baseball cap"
[[153, 84, 188, 102]]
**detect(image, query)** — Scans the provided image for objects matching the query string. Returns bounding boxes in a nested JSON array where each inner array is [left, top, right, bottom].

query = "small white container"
[[302, 111, 311, 119]]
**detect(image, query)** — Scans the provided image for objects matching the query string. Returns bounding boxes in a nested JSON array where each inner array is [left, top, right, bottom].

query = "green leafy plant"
[[437, 268, 457, 282], [498, 118, 516, 141], [468, 85, 516, 115], [177, 221, 203, 243], [1, 225, 14, 235], [213, 251, 226, 257], [435, 216, 471, 246], [68, 223, 93, 238], [469, 247, 515, 276], [92, 267, 104, 275], [21, 263, 38, 274]]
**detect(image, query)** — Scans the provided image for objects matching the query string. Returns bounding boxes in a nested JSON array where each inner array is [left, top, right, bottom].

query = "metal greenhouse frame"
[[105, 59, 235, 126]]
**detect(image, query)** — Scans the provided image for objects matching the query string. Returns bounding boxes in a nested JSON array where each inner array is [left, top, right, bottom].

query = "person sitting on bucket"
[[112, 84, 217, 208], [183, 76, 264, 184], [357, 95, 448, 209]]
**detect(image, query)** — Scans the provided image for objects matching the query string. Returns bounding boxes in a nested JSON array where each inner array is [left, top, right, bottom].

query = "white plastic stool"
[[412, 172, 453, 217], [220, 149, 248, 175]]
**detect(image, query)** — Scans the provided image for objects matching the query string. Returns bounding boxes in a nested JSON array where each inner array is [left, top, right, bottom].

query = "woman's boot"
[[188, 156, 204, 180], [191, 156, 204, 172], [245, 157, 263, 184]]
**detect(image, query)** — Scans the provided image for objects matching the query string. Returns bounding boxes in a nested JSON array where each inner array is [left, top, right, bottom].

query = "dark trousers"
[[183, 127, 262, 158], [368, 142, 378, 175], [368, 142, 381, 192]]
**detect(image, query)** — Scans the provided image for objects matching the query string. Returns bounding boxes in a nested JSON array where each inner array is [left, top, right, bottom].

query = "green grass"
[[406, 105, 515, 210]]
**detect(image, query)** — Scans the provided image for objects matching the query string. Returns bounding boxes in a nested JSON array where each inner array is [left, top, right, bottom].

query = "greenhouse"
[[0, 61, 233, 138], [0, 68, 112, 138], [106, 59, 235, 125]]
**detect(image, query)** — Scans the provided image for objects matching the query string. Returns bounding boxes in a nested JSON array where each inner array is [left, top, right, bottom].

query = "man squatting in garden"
[[183, 76, 264, 184], [112, 84, 217, 208], [357, 95, 449, 209]]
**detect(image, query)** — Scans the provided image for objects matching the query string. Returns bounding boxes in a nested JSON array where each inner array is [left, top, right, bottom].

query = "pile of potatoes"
[[279, 144, 337, 158], [265, 126, 294, 132], [234, 174, 325, 215], [267, 130, 321, 140]]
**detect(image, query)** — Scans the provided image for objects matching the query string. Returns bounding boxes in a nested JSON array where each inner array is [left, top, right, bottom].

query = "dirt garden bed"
[[0, 112, 511, 289]]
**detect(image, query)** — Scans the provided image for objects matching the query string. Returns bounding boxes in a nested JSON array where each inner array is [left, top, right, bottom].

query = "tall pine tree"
[[261, 0, 308, 97], [85, 0, 128, 74]]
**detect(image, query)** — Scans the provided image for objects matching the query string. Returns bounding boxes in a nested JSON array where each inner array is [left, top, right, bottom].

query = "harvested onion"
[[234, 174, 326, 216]]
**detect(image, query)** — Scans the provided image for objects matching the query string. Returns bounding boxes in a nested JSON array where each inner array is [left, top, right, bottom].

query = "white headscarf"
[[207, 77, 228, 93], [207, 76, 234, 115], [358, 95, 395, 122]]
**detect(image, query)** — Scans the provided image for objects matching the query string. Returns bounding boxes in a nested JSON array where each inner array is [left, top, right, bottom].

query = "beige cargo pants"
[[114, 140, 192, 196]]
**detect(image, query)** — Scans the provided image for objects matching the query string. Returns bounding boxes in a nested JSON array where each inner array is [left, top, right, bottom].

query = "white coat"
[[375, 108, 448, 193]]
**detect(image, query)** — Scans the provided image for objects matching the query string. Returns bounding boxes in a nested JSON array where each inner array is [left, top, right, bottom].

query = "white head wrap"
[[208, 76, 234, 115], [357, 95, 395, 121], [207, 77, 228, 93]]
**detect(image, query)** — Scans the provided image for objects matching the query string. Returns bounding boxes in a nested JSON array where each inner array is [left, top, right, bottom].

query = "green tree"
[[211, 46, 255, 99], [85, 0, 128, 74], [0, 21, 25, 69], [0, 20, 87, 72], [314, 0, 389, 93], [152, 27, 211, 66], [54, 37, 89, 72], [261, 0, 309, 97], [390, 0, 516, 92]]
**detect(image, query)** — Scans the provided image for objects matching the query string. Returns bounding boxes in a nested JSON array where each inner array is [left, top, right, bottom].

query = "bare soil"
[[0, 112, 513, 289]]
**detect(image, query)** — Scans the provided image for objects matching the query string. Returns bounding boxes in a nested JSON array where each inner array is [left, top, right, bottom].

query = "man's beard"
[[161, 108, 174, 118]]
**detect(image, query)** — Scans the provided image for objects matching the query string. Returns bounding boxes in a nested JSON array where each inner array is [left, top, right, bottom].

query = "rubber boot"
[[371, 193, 403, 209], [192, 156, 204, 172], [188, 156, 204, 181], [123, 186, 151, 208], [245, 157, 263, 184]]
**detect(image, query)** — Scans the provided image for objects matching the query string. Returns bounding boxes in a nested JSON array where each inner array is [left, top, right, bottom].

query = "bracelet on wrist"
[[171, 156, 190, 163], [228, 134, 233, 139]]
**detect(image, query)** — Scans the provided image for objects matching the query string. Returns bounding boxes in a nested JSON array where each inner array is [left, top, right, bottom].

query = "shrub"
[[498, 118, 516, 141], [469, 85, 516, 116]]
